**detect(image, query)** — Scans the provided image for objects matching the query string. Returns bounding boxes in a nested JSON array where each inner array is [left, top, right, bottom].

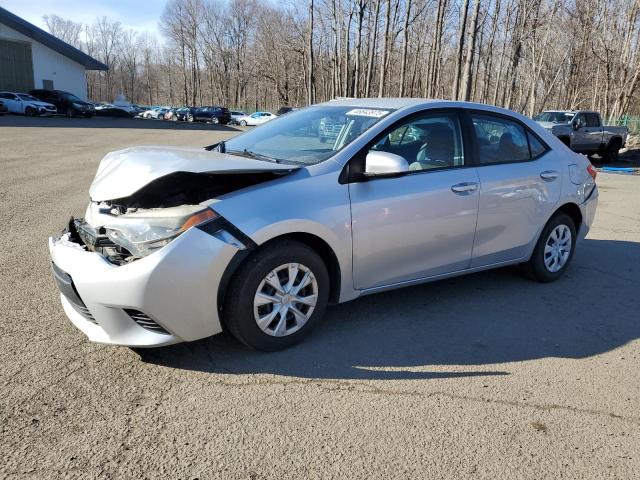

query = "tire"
[[240, 120, 247, 127], [522, 212, 577, 282], [187, 114, 194, 122], [223, 240, 330, 351], [66, 108, 75, 118], [25, 106, 37, 117], [210, 117, 219, 125], [602, 138, 621, 162]]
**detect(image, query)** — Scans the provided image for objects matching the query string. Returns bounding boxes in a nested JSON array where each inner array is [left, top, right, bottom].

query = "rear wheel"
[[522, 212, 576, 282], [210, 117, 219, 125], [223, 241, 330, 351], [602, 138, 621, 162]]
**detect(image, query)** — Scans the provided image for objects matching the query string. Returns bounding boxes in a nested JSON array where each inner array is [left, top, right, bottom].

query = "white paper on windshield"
[[346, 109, 389, 118]]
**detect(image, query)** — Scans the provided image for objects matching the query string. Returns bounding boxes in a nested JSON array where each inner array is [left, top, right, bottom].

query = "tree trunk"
[[460, 0, 481, 101], [451, 0, 470, 100], [378, 0, 392, 97], [365, 0, 381, 97], [307, 0, 314, 105], [399, 0, 412, 96]]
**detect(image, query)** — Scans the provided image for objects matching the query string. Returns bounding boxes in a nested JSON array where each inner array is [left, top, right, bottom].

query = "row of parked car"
[[0, 88, 295, 127], [137, 105, 294, 126], [0, 89, 94, 117]]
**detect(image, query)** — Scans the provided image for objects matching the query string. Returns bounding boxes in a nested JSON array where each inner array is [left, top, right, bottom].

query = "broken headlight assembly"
[[105, 208, 219, 258]]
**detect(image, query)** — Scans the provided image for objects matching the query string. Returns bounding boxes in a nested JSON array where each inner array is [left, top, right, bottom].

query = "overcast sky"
[[0, 0, 166, 35]]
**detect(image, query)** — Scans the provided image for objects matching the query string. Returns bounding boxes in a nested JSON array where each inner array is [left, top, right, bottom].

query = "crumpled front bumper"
[[49, 226, 241, 347]]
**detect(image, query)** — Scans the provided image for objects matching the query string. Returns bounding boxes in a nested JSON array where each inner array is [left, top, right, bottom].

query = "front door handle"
[[451, 182, 479, 195], [540, 170, 559, 181]]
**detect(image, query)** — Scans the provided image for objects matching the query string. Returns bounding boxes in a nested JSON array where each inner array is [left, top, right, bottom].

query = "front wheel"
[[223, 241, 330, 351], [240, 120, 247, 127], [25, 106, 37, 116], [522, 212, 576, 282]]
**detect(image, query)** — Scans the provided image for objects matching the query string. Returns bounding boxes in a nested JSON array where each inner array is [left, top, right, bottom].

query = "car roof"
[[317, 98, 551, 125], [318, 97, 432, 109]]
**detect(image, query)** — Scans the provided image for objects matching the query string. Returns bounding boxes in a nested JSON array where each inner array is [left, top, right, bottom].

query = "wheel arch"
[[217, 231, 344, 320], [526, 202, 583, 261], [553, 202, 583, 230], [607, 136, 623, 148]]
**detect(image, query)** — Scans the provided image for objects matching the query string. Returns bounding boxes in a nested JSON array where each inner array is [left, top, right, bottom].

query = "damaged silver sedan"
[[49, 99, 598, 350]]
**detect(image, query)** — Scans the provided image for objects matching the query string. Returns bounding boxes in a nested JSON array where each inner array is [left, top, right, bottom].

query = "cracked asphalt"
[[1, 116, 639, 479]]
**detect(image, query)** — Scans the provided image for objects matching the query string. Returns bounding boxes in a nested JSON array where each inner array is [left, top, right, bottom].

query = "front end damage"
[[49, 147, 296, 346]]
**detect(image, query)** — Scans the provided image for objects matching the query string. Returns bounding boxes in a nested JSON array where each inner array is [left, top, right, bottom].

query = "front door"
[[349, 111, 480, 290]]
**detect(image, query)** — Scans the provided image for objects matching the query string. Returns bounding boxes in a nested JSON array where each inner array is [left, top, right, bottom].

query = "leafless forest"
[[44, 0, 640, 120]]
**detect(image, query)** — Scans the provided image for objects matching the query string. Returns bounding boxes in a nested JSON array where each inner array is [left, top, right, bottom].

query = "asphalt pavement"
[[1, 115, 639, 479]]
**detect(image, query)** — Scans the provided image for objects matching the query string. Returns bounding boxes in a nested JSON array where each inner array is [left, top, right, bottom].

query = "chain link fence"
[[609, 115, 640, 134]]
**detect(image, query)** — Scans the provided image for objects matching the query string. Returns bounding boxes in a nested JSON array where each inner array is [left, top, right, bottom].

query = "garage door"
[[0, 39, 34, 92]]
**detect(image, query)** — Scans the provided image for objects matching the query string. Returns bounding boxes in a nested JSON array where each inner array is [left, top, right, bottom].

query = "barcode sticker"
[[346, 109, 389, 118]]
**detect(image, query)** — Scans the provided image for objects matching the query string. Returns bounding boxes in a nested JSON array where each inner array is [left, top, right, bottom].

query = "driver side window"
[[372, 113, 464, 171]]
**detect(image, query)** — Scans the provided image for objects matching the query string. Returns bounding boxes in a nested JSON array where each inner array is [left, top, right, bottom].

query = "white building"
[[0, 6, 106, 99]]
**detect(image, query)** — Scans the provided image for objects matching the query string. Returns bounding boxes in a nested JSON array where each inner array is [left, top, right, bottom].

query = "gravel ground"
[[1, 115, 639, 479]]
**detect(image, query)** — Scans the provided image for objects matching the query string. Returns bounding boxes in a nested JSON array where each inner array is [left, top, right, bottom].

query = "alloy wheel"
[[253, 263, 318, 337], [544, 224, 572, 273]]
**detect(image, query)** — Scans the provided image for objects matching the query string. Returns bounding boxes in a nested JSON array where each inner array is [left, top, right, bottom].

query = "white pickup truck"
[[534, 110, 628, 161]]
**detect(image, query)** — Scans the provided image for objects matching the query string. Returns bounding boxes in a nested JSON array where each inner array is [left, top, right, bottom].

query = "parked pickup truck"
[[534, 110, 628, 161]]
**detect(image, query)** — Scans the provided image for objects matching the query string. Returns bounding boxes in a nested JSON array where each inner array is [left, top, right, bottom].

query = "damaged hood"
[[89, 146, 299, 201]]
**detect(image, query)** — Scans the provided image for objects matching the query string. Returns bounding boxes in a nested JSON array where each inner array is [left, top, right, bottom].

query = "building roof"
[[0, 6, 108, 71]]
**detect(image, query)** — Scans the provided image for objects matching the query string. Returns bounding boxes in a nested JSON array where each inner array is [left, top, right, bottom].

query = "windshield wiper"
[[226, 149, 280, 163]]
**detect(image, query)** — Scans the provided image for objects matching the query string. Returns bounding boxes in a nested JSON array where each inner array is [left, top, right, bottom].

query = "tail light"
[[587, 164, 597, 181]]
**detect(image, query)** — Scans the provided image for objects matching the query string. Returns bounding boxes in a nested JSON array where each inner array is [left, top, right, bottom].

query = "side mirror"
[[364, 151, 409, 178], [572, 119, 582, 131]]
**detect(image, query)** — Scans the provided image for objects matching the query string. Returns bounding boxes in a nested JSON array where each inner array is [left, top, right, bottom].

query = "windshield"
[[223, 105, 393, 165], [18, 94, 38, 101], [534, 111, 574, 124]]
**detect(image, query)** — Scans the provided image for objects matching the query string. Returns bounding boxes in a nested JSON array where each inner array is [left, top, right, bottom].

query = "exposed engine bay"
[[70, 170, 288, 265]]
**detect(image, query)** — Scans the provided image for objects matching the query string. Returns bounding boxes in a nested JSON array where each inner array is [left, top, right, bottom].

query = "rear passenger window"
[[585, 113, 600, 127], [528, 132, 547, 159], [471, 114, 531, 164]]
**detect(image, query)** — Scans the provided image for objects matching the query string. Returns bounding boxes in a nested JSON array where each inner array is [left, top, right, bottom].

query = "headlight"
[[105, 208, 219, 258]]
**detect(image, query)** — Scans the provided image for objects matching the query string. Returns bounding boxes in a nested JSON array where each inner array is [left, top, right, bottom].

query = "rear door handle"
[[451, 182, 479, 195], [540, 170, 559, 181]]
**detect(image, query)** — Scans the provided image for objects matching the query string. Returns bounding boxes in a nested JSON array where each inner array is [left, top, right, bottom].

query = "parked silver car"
[[49, 99, 598, 350]]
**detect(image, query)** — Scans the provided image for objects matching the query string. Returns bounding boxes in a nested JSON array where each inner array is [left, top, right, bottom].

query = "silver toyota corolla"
[[49, 99, 598, 350]]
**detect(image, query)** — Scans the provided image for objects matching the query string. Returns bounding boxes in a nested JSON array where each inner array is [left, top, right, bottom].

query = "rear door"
[[468, 111, 561, 267], [584, 112, 604, 149], [349, 109, 480, 289], [571, 113, 590, 151]]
